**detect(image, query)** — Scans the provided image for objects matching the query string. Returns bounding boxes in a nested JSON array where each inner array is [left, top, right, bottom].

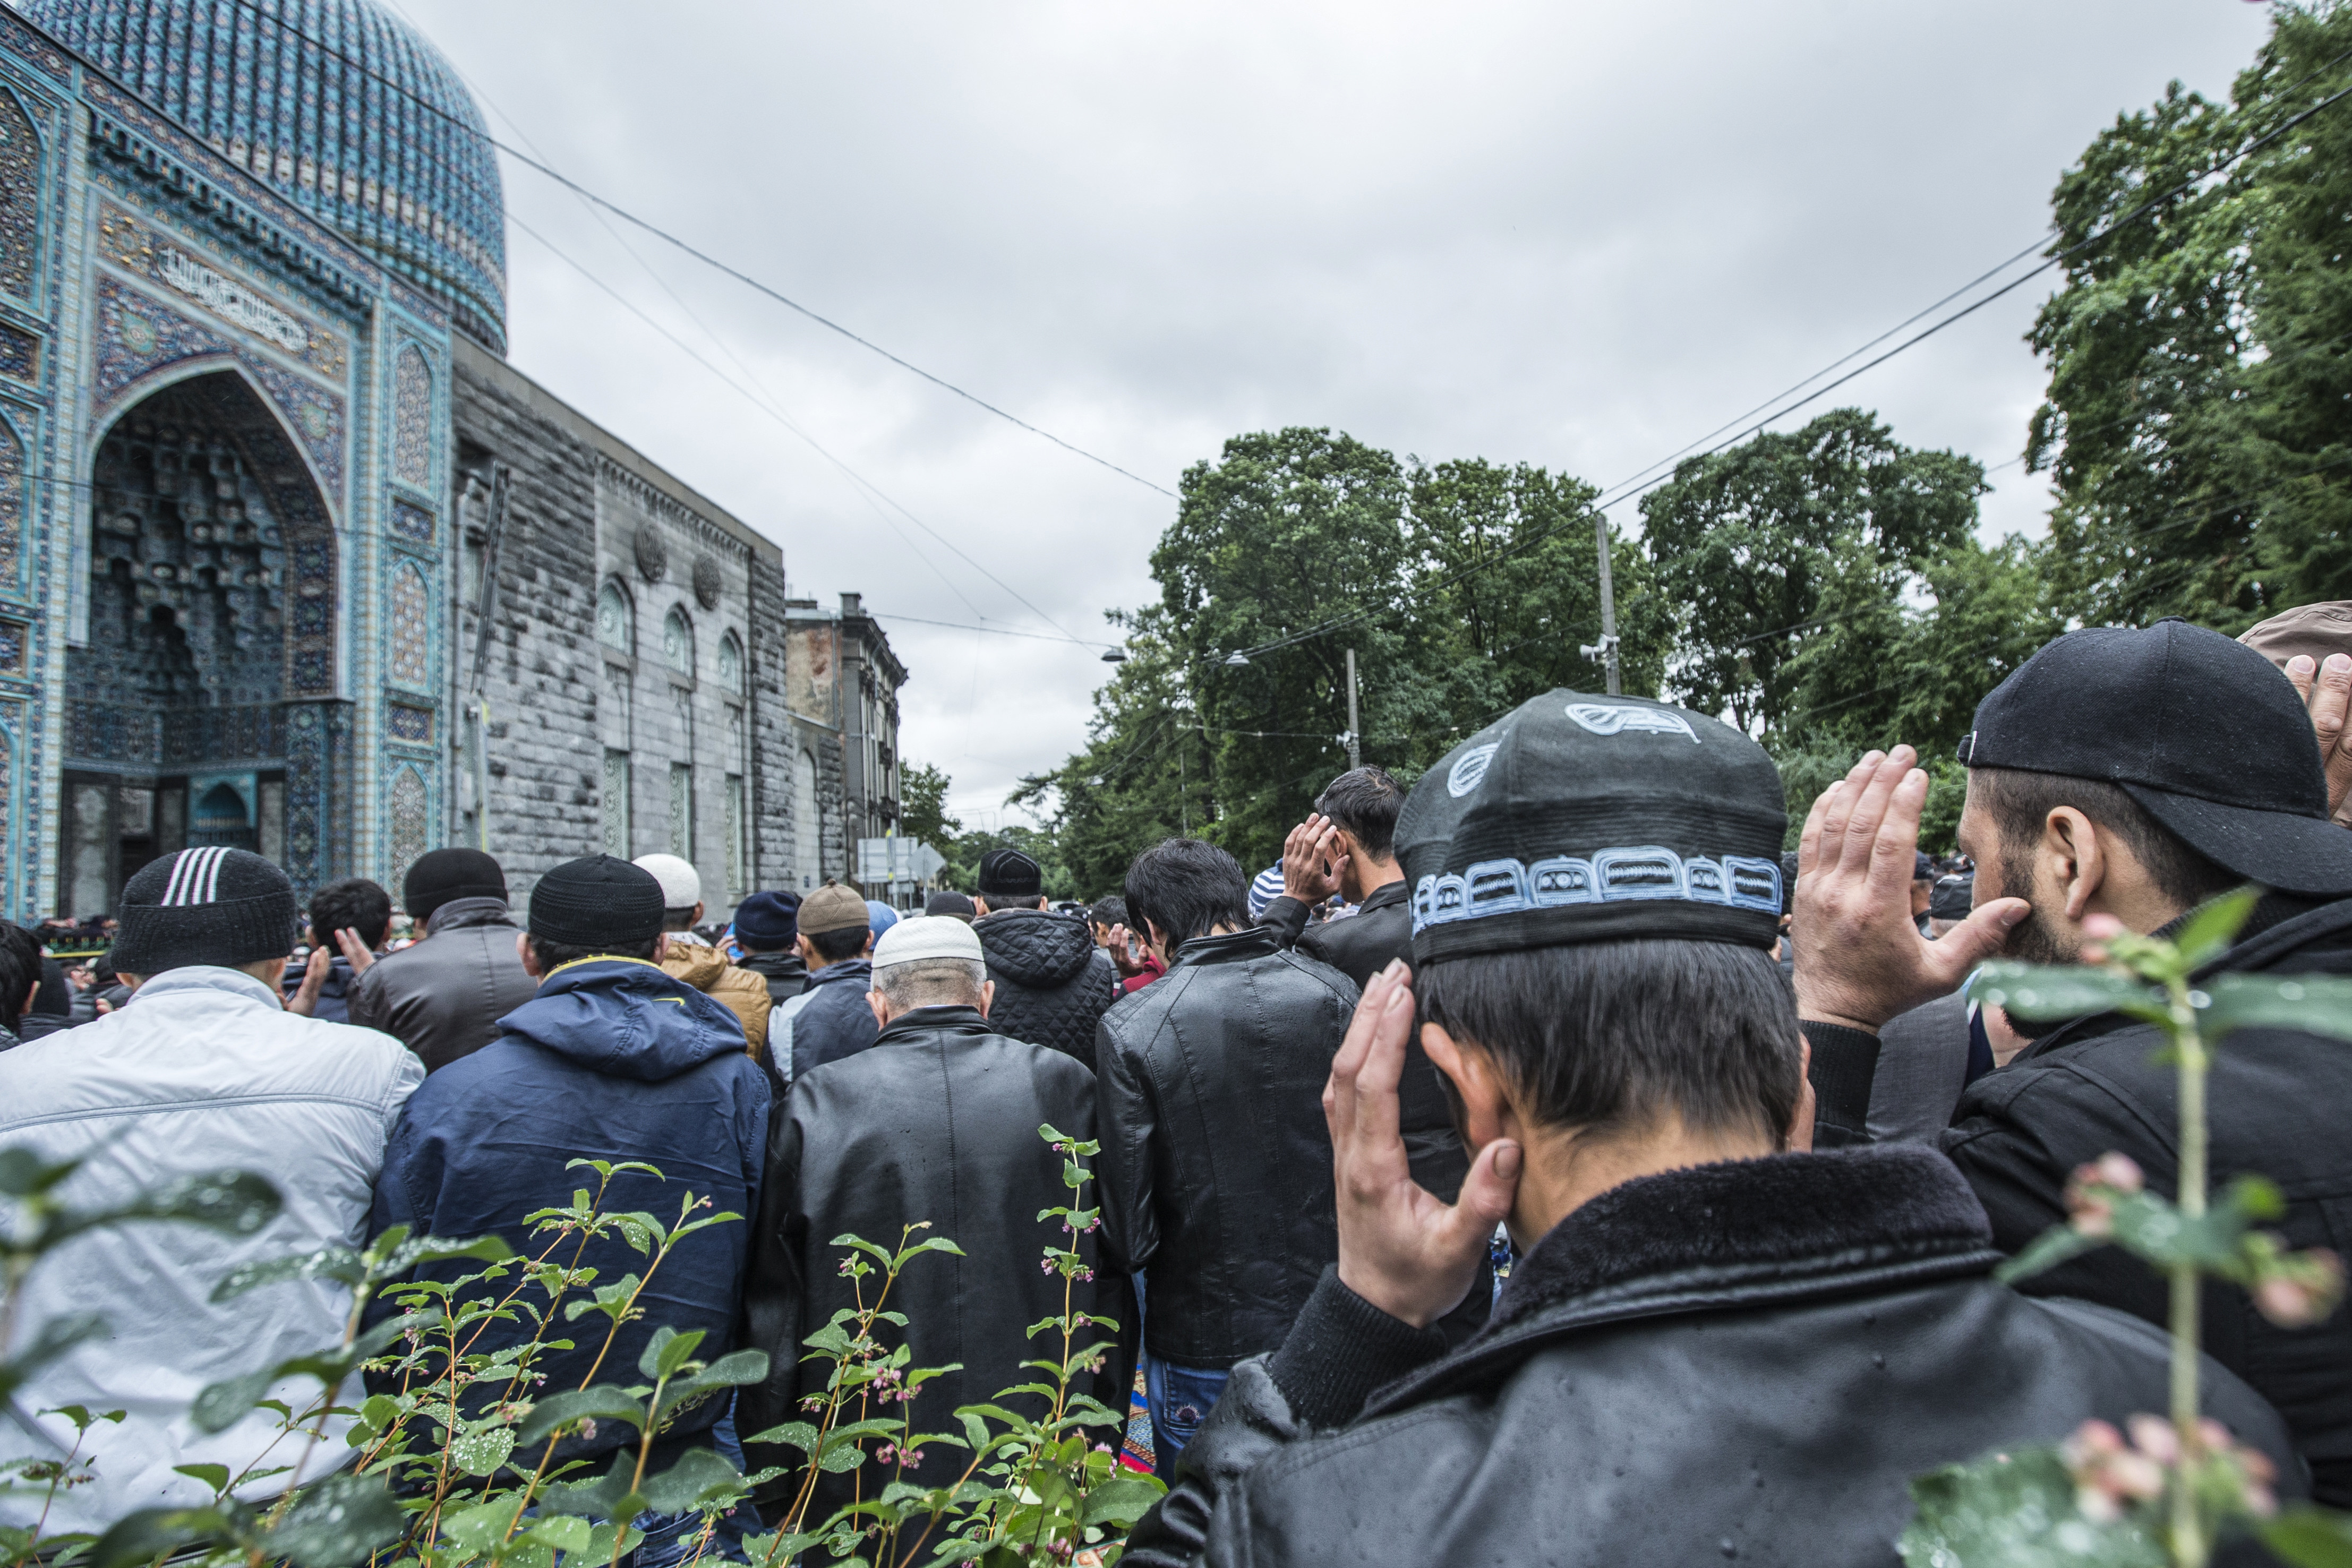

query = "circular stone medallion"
[[693, 555, 722, 610], [634, 524, 668, 582]]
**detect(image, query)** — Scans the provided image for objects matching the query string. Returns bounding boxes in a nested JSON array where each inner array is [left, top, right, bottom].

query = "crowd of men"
[[2, 605, 2352, 1564]]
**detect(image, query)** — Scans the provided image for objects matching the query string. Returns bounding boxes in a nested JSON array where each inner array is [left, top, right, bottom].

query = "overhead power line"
[[153, 0, 1176, 500]]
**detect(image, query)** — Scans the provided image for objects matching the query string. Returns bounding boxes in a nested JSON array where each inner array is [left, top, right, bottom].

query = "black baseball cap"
[[1958, 620, 2352, 896], [1929, 874, 1974, 922], [1396, 690, 1787, 961]]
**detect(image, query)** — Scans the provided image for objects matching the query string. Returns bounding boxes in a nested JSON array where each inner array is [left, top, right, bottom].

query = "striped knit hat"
[[1247, 864, 1286, 921], [110, 847, 301, 976]]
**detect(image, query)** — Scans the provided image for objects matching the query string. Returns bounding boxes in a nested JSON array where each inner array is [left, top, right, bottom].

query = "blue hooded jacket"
[[369, 958, 769, 1461]]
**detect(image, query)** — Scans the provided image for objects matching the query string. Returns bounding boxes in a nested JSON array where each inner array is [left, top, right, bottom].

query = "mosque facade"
[[0, 0, 904, 923]]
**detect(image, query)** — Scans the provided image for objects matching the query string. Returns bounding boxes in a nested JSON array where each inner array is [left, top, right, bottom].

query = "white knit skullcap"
[[871, 915, 985, 971], [631, 853, 702, 909]]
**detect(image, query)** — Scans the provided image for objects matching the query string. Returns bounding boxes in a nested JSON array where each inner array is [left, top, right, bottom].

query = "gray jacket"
[[347, 897, 539, 1072]]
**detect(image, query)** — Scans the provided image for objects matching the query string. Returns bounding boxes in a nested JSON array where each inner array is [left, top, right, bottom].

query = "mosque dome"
[[22, 0, 507, 351]]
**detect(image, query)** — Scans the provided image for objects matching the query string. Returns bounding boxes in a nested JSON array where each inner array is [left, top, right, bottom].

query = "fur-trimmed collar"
[[1367, 1144, 1998, 1416], [1485, 1143, 1994, 1334]]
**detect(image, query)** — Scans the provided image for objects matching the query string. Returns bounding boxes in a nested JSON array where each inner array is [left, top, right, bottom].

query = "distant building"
[[0, 0, 903, 920]]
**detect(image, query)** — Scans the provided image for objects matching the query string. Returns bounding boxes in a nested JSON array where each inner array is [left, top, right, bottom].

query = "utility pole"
[[1344, 647, 1361, 769], [1580, 512, 1622, 697]]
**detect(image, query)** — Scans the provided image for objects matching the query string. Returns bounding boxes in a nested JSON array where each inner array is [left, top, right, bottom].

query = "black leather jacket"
[[1259, 880, 1486, 1340], [737, 1005, 1134, 1520], [976, 909, 1117, 1068], [1094, 928, 1358, 1369], [1125, 1145, 2300, 1566], [347, 898, 539, 1072]]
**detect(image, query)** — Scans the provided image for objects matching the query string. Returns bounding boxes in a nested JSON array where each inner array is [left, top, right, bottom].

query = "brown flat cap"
[[2239, 601, 2352, 669], [797, 882, 872, 936]]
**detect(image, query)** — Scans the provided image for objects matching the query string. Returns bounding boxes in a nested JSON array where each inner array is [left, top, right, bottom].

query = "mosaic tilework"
[[386, 703, 432, 744], [0, 618, 21, 676], [0, 701, 13, 916], [0, 413, 20, 599], [93, 278, 347, 503], [390, 498, 433, 545], [0, 323, 37, 381], [38, 4, 508, 350], [392, 344, 430, 488], [0, 89, 36, 303], [387, 764, 427, 885], [96, 204, 348, 378], [388, 561, 427, 689]]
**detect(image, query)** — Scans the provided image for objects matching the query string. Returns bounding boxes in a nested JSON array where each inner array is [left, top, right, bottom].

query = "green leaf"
[[1899, 1444, 2164, 1567], [742, 1419, 818, 1453], [170, 1463, 232, 1494], [637, 1447, 748, 1515], [0, 1149, 75, 1198], [540, 1451, 646, 1521], [512, 1385, 648, 1446], [439, 1498, 522, 1553], [190, 1372, 277, 1435], [642, 1325, 708, 1381], [210, 1246, 364, 1302], [0, 1312, 108, 1401], [87, 1505, 238, 1568], [449, 1424, 516, 1478], [263, 1473, 409, 1568], [2175, 887, 2261, 971], [1080, 1474, 1167, 1527], [2265, 1509, 2352, 1568], [56, 1170, 283, 1241], [376, 1232, 519, 1279], [524, 1514, 596, 1555], [926, 1538, 991, 1563], [2198, 974, 2352, 1046], [1968, 964, 2168, 1027]]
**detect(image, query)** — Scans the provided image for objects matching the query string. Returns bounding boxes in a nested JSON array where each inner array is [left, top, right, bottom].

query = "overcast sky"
[[395, 0, 2276, 832]]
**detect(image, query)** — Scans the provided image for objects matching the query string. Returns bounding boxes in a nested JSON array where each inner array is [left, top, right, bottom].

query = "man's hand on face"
[[2285, 653, 2352, 827], [1792, 746, 2029, 1033], [1325, 961, 1520, 1329], [1282, 815, 1344, 905]]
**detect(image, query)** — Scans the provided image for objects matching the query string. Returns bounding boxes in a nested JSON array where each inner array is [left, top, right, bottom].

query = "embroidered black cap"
[[1958, 619, 2352, 895], [1397, 690, 1787, 961], [977, 848, 1042, 898], [111, 847, 300, 975]]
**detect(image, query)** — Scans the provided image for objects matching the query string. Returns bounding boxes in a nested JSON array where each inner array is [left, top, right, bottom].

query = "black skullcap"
[[527, 855, 665, 949], [405, 846, 508, 923], [112, 848, 301, 975], [1397, 690, 1787, 961], [925, 890, 977, 923], [1960, 620, 2352, 895], [1929, 874, 1974, 922], [977, 848, 1042, 897], [733, 890, 800, 949]]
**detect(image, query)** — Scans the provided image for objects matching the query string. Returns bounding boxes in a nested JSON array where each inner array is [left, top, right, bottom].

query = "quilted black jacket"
[[1124, 1145, 2300, 1567], [1094, 927, 1359, 1368], [976, 908, 1117, 1068]]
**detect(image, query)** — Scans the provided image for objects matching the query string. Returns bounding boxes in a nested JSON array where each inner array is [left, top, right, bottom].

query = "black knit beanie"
[[405, 846, 508, 923], [112, 848, 300, 976], [528, 855, 665, 949]]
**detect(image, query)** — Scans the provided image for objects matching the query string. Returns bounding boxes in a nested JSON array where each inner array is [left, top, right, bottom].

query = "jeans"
[[1145, 1359, 1230, 1476], [620, 1402, 754, 1568]]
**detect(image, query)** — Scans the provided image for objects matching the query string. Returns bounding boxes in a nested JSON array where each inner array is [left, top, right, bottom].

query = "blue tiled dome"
[[24, 0, 507, 350]]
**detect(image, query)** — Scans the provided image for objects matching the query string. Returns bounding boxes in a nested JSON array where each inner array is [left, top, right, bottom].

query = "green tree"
[[1640, 407, 1987, 740], [897, 761, 960, 851], [2027, 4, 2352, 631]]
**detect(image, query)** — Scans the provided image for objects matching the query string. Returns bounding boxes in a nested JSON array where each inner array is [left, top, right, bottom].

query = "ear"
[[653, 933, 672, 964], [692, 902, 706, 927], [867, 989, 891, 1029], [1328, 826, 1359, 864], [1421, 1021, 1514, 1152], [977, 978, 995, 1019], [516, 930, 543, 979], [860, 932, 876, 959], [2046, 806, 2108, 921]]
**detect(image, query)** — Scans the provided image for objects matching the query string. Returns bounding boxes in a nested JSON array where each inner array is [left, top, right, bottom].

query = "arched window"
[[717, 630, 743, 695], [597, 579, 632, 655], [662, 606, 694, 676]]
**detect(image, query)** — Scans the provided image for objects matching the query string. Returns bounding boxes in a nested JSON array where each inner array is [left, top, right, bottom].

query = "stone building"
[[0, 0, 902, 922]]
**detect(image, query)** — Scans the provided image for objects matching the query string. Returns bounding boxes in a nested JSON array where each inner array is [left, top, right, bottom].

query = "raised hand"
[[2283, 653, 2352, 826], [1282, 813, 1344, 905], [1325, 961, 1520, 1328], [284, 945, 333, 1016], [1793, 746, 2028, 1032], [332, 926, 378, 975]]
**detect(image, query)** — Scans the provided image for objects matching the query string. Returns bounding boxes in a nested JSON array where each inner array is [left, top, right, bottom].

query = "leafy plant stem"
[[2170, 970, 2210, 1568]]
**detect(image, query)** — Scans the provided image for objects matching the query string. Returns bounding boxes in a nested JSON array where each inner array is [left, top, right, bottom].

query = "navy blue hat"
[[733, 890, 800, 949]]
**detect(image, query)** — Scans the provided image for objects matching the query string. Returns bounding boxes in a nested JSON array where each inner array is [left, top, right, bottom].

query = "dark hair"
[[808, 924, 870, 965], [307, 878, 393, 950], [1418, 939, 1801, 1144], [986, 894, 1049, 912], [0, 924, 44, 1033], [1090, 895, 1128, 930], [1971, 767, 2240, 910], [526, 933, 663, 971], [1125, 838, 1249, 945], [1314, 766, 1405, 860], [662, 905, 699, 933]]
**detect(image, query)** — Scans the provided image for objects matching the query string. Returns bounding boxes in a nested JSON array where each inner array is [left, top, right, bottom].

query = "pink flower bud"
[[2093, 1153, 2144, 1193], [2126, 1413, 2178, 1466], [2255, 1275, 2328, 1327]]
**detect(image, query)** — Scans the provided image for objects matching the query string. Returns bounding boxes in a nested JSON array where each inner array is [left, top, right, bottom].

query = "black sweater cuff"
[[1801, 1019, 1881, 1143], [1263, 1266, 1450, 1430]]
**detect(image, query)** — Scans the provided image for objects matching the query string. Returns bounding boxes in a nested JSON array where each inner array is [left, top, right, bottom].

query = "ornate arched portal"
[[59, 366, 343, 914]]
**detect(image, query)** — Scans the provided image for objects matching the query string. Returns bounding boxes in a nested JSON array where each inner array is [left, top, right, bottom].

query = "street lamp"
[[1100, 647, 1127, 663], [1224, 651, 1250, 667]]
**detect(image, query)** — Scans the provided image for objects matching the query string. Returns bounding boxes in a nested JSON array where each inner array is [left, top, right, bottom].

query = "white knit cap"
[[871, 914, 986, 971], [632, 853, 702, 909]]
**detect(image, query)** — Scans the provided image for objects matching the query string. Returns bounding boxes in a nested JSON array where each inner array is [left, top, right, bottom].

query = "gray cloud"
[[396, 0, 2274, 829]]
